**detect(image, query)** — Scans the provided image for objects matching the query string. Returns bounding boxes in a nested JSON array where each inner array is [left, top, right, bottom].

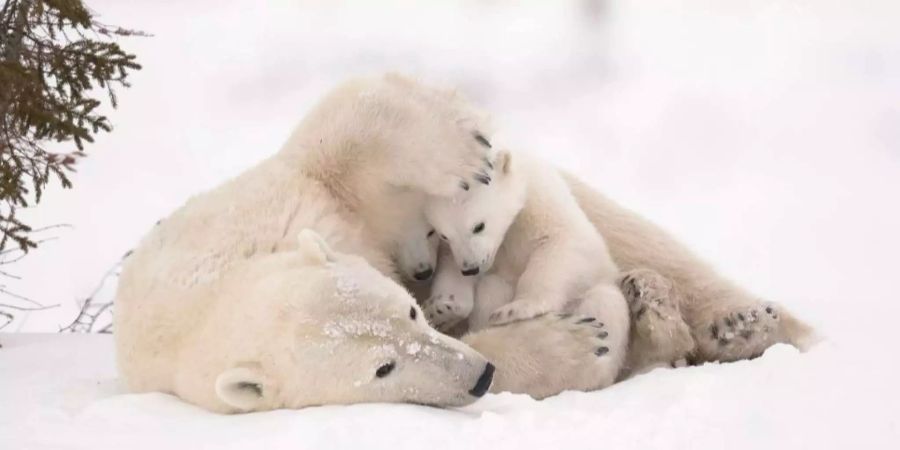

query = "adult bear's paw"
[[462, 313, 618, 399]]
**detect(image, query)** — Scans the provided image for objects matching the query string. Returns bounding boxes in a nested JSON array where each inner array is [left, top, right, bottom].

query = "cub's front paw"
[[488, 298, 553, 326], [462, 313, 619, 398], [423, 294, 470, 333]]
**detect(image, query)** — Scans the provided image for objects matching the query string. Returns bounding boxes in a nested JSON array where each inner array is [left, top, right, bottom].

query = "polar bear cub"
[[423, 148, 631, 385], [391, 212, 440, 282]]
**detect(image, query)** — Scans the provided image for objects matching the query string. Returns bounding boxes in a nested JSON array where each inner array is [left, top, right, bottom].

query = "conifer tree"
[[0, 0, 143, 254]]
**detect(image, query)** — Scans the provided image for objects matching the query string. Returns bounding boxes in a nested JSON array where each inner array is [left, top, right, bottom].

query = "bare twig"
[[59, 250, 128, 333], [0, 301, 58, 311]]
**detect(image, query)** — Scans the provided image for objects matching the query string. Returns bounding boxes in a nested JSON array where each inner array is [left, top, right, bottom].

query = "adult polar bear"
[[116, 74, 816, 412], [115, 74, 612, 412]]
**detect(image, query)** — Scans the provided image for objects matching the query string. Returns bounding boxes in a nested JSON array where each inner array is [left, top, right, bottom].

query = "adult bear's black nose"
[[461, 267, 480, 276], [468, 363, 495, 397], [413, 268, 434, 280]]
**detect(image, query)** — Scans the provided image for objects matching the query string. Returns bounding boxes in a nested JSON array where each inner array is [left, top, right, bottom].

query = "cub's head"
[[393, 215, 440, 282], [188, 230, 493, 413], [424, 150, 526, 276]]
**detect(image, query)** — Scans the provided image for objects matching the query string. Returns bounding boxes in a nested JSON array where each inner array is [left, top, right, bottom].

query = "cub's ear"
[[297, 228, 335, 265], [496, 150, 513, 174], [215, 366, 268, 412]]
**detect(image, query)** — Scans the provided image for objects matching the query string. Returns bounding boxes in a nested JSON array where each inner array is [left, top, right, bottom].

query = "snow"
[[2, 0, 900, 448], [1, 334, 897, 449]]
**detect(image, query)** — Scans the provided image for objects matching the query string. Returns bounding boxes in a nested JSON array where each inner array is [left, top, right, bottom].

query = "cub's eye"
[[427, 229, 435, 238], [375, 361, 396, 378], [472, 222, 485, 234], [409, 306, 417, 320], [440, 234, 448, 241]]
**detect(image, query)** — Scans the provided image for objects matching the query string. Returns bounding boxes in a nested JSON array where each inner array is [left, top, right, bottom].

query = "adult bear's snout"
[[468, 362, 495, 397]]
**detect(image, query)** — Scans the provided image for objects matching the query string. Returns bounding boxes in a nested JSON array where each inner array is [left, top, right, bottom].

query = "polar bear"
[[416, 156, 814, 373], [423, 148, 632, 387], [391, 213, 440, 282], [117, 74, 817, 412], [115, 74, 612, 411]]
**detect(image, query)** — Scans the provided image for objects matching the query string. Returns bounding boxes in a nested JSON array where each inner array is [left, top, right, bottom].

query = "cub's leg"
[[490, 239, 606, 325], [618, 269, 695, 376], [467, 274, 515, 333], [423, 247, 476, 333]]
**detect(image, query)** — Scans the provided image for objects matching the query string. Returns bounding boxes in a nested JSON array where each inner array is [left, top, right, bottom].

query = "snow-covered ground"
[[0, 335, 896, 449], [2, 0, 900, 448]]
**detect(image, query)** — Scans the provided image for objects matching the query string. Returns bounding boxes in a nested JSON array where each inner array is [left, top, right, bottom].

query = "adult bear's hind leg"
[[689, 298, 818, 363], [619, 269, 695, 376]]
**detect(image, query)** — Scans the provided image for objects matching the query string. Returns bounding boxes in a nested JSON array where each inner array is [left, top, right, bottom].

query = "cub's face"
[[394, 216, 440, 282], [425, 150, 525, 276], [212, 230, 493, 412]]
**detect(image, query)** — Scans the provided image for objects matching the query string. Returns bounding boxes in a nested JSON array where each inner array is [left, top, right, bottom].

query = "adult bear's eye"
[[427, 229, 435, 238], [409, 306, 417, 320], [472, 222, 485, 234], [375, 361, 396, 378]]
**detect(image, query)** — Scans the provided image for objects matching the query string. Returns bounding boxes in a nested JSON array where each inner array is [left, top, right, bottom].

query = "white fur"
[[425, 149, 631, 391], [392, 213, 439, 282], [114, 74, 499, 413], [117, 74, 817, 411]]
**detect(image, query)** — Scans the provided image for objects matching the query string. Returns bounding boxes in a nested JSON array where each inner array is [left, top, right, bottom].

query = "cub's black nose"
[[413, 268, 434, 281], [468, 363, 495, 397], [461, 267, 480, 276]]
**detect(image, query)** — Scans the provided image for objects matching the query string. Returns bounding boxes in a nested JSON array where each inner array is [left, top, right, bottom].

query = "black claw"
[[577, 317, 596, 324], [765, 306, 774, 314], [474, 133, 492, 148], [474, 173, 492, 185], [725, 317, 735, 328], [737, 313, 746, 321], [557, 313, 573, 319], [710, 324, 720, 339], [459, 180, 470, 191], [597, 331, 608, 338], [483, 157, 494, 170], [595, 347, 609, 356]]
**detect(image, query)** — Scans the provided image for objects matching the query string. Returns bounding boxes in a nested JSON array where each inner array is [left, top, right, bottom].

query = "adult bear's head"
[[176, 229, 493, 413]]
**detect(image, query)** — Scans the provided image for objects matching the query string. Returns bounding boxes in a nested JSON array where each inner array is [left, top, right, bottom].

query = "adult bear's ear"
[[496, 150, 513, 174], [215, 365, 269, 412], [297, 228, 335, 265]]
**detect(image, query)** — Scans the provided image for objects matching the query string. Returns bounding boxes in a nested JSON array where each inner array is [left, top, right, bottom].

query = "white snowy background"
[[1, 0, 899, 448]]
